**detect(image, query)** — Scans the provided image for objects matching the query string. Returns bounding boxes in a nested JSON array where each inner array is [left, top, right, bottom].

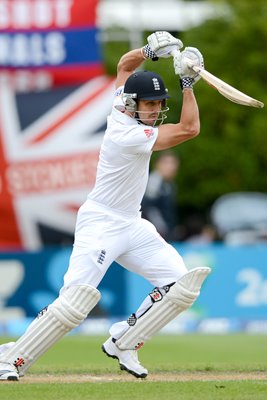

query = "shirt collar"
[[111, 105, 139, 126]]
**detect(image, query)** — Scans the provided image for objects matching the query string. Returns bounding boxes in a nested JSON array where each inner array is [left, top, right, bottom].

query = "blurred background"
[[0, 0, 267, 336]]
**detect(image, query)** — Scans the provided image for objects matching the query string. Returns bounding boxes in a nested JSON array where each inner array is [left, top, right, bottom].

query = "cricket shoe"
[[0, 343, 24, 378], [0, 362, 19, 381], [102, 337, 148, 378]]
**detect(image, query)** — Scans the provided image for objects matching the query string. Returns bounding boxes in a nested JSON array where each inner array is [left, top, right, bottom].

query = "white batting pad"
[[116, 267, 211, 350], [0, 284, 100, 374]]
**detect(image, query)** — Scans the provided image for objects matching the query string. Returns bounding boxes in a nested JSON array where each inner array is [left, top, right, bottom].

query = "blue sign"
[[1, 244, 267, 326], [0, 29, 101, 67], [174, 243, 267, 320], [0, 248, 127, 319]]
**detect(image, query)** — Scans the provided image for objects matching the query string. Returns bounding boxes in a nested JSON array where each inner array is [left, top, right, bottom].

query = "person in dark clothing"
[[142, 151, 180, 241]]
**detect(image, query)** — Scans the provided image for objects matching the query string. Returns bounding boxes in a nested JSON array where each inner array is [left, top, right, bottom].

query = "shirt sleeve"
[[119, 125, 158, 154]]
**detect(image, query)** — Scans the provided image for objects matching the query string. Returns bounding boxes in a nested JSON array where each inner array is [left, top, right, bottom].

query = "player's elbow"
[[117, 57, 125, 74], [182, 122, 200, 139], [191, 124, 200, 138], [117, 55, 131, 74]]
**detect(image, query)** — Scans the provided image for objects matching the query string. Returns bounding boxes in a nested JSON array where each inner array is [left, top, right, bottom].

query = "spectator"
[[142, 151, 180, 241]]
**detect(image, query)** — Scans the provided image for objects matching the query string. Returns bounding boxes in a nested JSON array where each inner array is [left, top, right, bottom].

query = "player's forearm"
[[116, 48, 146, 88], [179, 88, 200, 137], [117, 48, 145, 74], [152, 86, 200, 151]]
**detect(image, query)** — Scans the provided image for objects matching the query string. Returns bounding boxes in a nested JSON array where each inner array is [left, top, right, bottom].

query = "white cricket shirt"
[[88, 87, 158, 215]]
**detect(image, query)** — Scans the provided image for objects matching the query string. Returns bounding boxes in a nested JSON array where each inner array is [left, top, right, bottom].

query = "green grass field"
[[1, 334, 267, 399]]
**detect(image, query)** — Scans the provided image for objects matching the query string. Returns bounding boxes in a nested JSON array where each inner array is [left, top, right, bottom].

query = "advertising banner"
[[1, 244, 267, 334], [0, 0, 104, 91], [0, 248, 127, 322], [0, 0, 116, 250]]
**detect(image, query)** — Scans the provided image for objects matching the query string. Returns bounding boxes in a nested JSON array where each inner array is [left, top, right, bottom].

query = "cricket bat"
[[172, 50, 264, 108], [191, 64, 264, 108]]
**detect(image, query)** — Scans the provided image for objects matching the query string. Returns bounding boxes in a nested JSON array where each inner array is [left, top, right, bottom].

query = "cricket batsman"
[[0, 31, 210, 381]]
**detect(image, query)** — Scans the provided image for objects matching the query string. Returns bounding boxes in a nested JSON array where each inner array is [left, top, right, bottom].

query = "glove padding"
[[173, 47, 204, 84], [147, 31, 183, 58]]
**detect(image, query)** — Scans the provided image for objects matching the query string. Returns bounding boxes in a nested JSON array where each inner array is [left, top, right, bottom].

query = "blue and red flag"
[[0, 0, 117, 249]]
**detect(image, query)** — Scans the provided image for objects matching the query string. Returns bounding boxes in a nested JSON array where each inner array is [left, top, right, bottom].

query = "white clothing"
[[63, 199, 187, 289], [88, 87, 158, 215], [63, 87, 188, 336], [0, 81, 200, 382]]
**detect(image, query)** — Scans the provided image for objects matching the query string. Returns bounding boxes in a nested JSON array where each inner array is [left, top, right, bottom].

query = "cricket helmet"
[[123, 71, 170, 111]]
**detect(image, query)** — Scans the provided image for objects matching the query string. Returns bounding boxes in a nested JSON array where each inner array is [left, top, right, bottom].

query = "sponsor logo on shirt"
[[97, 249, 106, 264], [144, 128, 154, 139]]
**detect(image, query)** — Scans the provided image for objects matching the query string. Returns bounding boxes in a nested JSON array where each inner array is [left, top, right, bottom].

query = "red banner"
[[0, 0, 103, 90], [0, 0, 98, 30], [0, 0, 114, 250]]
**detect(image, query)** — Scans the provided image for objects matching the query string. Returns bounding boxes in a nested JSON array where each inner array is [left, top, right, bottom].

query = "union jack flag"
[[0, 76, 115, 250]]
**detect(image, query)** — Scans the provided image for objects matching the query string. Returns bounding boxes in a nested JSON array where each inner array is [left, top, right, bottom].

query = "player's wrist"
[[142, 45, 159, 61], [180, 77, 194, 90]]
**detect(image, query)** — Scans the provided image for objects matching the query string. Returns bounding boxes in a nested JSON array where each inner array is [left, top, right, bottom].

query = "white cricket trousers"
[[62, 200, 188, 338], [63, 200, 187, 290]]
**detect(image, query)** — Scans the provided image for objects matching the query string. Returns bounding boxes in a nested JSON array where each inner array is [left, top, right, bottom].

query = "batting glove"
[[144, 31, 183, 59], [173, 47, 204, 89]]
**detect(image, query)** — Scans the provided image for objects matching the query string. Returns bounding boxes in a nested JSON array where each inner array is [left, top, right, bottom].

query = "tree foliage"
[[173, 0, 267, 212], [103, 0, 267, 220]]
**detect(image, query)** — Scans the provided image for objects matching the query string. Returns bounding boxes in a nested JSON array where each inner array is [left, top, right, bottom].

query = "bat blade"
[[192, 65, 264, 108]]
